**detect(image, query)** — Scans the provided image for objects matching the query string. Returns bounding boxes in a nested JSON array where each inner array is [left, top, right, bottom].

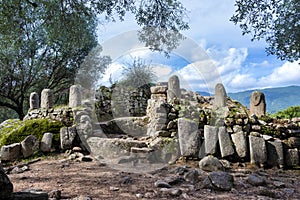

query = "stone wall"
[[3, 79, 299, 168], [95, 85, 150, 122], [145, 76, 300, 168], [24, 107, 73, 126]]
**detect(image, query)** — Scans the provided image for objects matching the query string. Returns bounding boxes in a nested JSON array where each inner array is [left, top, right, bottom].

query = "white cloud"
[[228, 74, 257, 89], [152, 64, 173, 82], [258, 60, 300, 87], [176, 59, 222, 92], [100, 62, 124, 86]]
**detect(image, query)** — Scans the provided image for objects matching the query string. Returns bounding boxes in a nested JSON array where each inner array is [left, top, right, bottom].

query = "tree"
[[75, 45, 111, 90], [0, 0, 189, 120], [119, 57, 157, 88], [231, 0, 300, 62]]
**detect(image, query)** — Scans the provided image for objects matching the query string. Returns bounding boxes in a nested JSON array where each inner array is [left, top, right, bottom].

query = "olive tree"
[[231, 0, 300, 62], [0, 0, 189, 120]]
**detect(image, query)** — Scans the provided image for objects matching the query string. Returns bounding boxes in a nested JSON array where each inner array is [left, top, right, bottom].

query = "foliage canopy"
[[231, 0, 300, 62], [0, 0, 189, 121]]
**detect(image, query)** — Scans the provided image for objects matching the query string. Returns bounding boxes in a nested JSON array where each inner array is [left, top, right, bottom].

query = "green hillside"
[[228, 86, 300, 114]]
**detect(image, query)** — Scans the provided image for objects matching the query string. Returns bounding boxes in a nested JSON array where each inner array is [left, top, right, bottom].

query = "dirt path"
[[5, 154, 300, 199]]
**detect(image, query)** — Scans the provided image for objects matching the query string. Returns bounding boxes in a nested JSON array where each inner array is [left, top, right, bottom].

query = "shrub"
[[272, 106, 300, 119]]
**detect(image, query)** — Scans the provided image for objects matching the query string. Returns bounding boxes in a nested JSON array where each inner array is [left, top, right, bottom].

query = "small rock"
[[247, 174, 266, 186], [262, 134, 273, 141], [81, 156, 93, 162], [160, 188, 182, 196], [184, 169, 199, 184], [174, 166, 188, 175], [48, 190, 62, 199], [73, 195, 92, 200], [181, 193, 190, 199], [283, 188, 295, 197], [273, 181, 285, 188], [154, 180, 172, 188], [165, 176, 184, 186], [69, 154, 77, 160], [144, 192, 155, 198], [256, 186, 279, 198], [219, 159, 231, 169], [72, 147, 82, 152], [11, 165, 29, 174], [120, 176, 133, 186], [136, 193, 143, 198], [109, 186, 119, 191]]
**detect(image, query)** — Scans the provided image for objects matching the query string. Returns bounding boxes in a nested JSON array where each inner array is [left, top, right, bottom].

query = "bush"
[[272, 106, 300, 119], [0, 119, 64, 148]]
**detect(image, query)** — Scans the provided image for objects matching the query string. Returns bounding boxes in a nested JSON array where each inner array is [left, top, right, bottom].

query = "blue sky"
[[94, 0, 300, 93]]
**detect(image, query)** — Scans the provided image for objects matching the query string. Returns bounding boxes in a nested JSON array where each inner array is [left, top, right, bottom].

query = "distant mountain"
[[197, 91, 211, 96], [197, 86, 300, 113], [228, 86, 300, 113]]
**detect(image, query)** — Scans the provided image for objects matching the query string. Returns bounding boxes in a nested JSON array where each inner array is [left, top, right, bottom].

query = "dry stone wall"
[[95, 85, 150, 122], [145, 76, 300, 168]]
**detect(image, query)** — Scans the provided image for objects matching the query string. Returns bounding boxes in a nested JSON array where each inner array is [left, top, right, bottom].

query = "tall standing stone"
[[249, 136, 267, 167], [266, 140, 284, 168], [250, 91, 266, 117], [41, 89, 53, 109], [218, 126, 234, 158], [29, 92, 40, 110], [213, 83, 227, 109], [167, 75, 181, 101], [211, 83, 228, 126], [231, 131, 248, 159], [177, 118, 201, 157], [204, 125, 219, 155], [69, 85, 82, 108]]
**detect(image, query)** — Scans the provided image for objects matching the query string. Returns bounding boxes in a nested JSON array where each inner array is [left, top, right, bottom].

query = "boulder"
[[247, 174, 266, 186], [0, 165, 13, 199], [1, 143, 21, 162], [40, 132, 53, 152], [199, 156, 224, 172], [60, 126, 77, 150], [203, 171, 234, 191], [21, 135, 40, 158]]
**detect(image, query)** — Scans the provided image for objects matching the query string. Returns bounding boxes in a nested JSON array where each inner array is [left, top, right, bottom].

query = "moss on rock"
[[0, 119, 64, 148]]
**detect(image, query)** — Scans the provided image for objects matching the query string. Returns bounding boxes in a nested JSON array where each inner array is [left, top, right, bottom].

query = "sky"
[[93, 0, 300, 94]]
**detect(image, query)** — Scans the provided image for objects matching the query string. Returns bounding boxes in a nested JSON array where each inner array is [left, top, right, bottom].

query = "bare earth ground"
[[4, 154, 300, 200]]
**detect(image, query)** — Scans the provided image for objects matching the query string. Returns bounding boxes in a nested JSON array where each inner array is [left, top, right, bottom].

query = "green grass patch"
[[0, 119, 64, 148]]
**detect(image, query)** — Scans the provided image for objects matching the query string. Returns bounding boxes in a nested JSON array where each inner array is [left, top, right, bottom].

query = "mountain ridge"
[[198, 85, 300, 113]]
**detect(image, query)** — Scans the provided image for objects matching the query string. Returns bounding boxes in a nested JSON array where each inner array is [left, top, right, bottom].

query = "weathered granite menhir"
[[69, 85, 82, 108], [167, 75, 181, 101], [250, 91, 266, 117], [41, 88, 54, 109], [29, 92, 39, 110]]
